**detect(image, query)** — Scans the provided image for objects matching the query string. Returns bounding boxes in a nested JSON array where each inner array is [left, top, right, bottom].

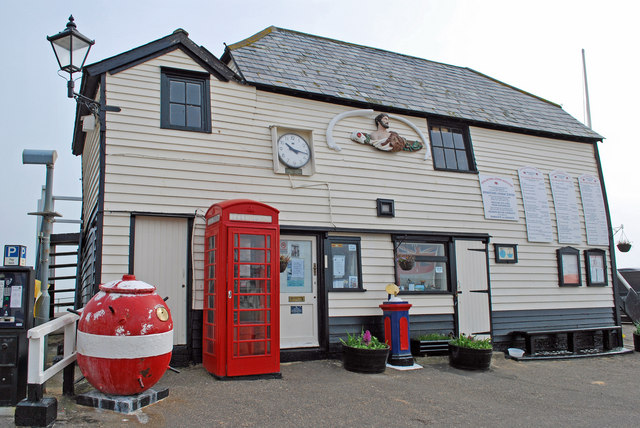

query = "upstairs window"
[[161, 68, 211, 133], [428, 121, 476, 172]]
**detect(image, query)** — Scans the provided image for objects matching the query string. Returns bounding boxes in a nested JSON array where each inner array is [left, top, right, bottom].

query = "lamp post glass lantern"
[[47, 15, 94, 97]]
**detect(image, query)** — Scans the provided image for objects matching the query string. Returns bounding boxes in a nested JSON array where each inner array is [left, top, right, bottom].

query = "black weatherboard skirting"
[[492, 307, 617, 351]]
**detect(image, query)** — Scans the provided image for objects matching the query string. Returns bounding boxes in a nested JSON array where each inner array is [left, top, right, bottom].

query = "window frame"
[[584, 249, 607, 287], [325, 236, 364, 292], [556, 246, 582, 287], [160, 67, 211, 133], [427, 119, 477, 173], [392, 235, 452, 295]]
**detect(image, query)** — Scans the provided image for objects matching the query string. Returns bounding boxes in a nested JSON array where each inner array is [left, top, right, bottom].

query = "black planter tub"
[[448, 343, 492, 370], [342, 345, 390, 374]]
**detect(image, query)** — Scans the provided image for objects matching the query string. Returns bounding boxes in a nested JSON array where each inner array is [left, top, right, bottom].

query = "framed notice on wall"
[[556, 247, 581, 287], [478, 175, 519, 221], [585, 249, 607, 286], [518, 167, 553, 243], [578, 175, 609, 246], [549, 170, 582, 244]]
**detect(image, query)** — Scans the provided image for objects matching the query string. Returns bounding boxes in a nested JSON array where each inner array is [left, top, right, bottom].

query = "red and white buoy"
[[76, 274, 173, 395]]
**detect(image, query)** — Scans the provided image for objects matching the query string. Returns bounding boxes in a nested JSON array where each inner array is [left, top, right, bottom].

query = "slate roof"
[[225, 27, 601, 141]]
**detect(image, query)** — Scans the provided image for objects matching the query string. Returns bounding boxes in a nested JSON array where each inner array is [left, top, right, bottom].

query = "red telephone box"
[[203, 200, 281, 378]]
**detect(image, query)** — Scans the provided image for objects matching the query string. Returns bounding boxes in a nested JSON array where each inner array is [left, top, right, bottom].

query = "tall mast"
[[582, 49, 592, 129]]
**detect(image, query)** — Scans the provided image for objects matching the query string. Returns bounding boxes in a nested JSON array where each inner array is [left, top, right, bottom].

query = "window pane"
[[240, 249, 265, 263], [240, 235, 265, 248], [187, 105, 201, 128], [169, 80, 185, 103], [329, 241, 360, 289], [455, 150, 469, 171], [429, 129, 443, 147], [170, 104, 185, 126], [433, 147, 445, 168], [441, 129, 455, 148], [444, 148, 457, 169], [452, 131, 465, 149], [186, 83, 202, 105], [397, 261, 448, 292], [397, 243, 445, 257]]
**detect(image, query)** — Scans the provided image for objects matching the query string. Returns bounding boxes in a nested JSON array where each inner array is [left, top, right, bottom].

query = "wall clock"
[[277, 133, 311, 169]]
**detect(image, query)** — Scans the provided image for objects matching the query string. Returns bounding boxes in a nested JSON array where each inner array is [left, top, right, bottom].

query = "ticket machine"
[[202, 200, 281, 378], [0, 267, 35, 405]]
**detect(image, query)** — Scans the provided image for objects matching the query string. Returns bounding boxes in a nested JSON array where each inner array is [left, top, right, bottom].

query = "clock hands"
[[285, 143, 307, 155]]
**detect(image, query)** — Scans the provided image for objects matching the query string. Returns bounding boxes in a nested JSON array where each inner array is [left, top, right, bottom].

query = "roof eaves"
[[83, 29, 236, 82]]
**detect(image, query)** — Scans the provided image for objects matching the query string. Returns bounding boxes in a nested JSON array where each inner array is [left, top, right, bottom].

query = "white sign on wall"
[[578, 175, 609, 246], [518, 167, 553, 242], [549, 170, 582, 244], [478, 175, 519, 221]]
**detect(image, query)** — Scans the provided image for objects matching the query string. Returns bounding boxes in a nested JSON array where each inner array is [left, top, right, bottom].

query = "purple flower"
[[363, 330, 372, 346]]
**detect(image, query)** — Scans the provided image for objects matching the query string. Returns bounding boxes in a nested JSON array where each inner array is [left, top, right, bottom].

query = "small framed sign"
[[585, 249, 607, 286], [557, 246, 581, 287], [494, 244, 517, 264]]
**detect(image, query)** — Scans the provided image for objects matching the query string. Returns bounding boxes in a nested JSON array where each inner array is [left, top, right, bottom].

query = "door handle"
[[228, 290, 232, 299]]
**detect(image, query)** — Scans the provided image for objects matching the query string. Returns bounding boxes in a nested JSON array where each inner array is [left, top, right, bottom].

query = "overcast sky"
[[1, 0, 638, 268]]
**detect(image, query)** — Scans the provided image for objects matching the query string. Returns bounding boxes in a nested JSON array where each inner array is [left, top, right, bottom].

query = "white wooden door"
[[455, 240, 491, 339], [134, 216, 188, 345], [279, 236, 318, 348]]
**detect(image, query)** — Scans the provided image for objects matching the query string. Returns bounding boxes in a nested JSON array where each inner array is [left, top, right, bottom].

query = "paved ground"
[[6, 324, 640, 427]]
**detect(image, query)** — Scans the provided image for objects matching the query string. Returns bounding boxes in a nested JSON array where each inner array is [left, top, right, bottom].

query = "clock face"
[[277, 133, 311, 169]]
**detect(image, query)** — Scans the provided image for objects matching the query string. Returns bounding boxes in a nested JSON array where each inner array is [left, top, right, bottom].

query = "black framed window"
[[326, 237, 363, 291], [393, 237, 450, 294], [557, 246, 581, 287], [585, 249, 607, 286], [161, 68, 211, 132], [428, 121, 476, 172]]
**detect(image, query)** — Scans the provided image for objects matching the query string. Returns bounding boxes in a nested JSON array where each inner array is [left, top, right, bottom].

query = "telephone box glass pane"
[[239, 234, 265, 248], [239, 280, 265, 293], [240, 295, 265, 309], [240, 249, 265, 263], [240, 310, 264, 324]]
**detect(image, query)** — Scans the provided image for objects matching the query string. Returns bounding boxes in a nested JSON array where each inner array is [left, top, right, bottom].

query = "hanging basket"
[[279, 256, 291, 273], [398, 260, 414, 271], [397, 255, 415, 271], [614, 226, 632, 253], [617, 241, 632, 253]]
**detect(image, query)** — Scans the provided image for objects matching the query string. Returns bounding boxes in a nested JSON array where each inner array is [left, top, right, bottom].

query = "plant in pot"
[[411, 332, 452, 356], [448, 334, 493, 370], [396, 254, 415, 271], [633, 322, 640, 352], [340, 330, 390, 373], [279, 255, 291, 273]]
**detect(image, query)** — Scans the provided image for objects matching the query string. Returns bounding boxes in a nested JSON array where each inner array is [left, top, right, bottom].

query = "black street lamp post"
[[46, 15, 95, 99]]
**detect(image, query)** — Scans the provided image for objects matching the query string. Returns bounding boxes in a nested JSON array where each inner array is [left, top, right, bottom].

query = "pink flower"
[[363, 330, 372, 346]]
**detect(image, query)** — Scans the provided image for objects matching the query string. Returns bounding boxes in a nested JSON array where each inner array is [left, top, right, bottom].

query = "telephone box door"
[[226, 227, 279, 376]]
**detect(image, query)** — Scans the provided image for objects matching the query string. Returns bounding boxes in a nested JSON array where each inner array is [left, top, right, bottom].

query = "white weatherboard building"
[[71, 27, 620, 365]]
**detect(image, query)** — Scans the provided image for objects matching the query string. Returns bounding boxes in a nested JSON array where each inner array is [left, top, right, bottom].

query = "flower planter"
[[448, 343, 492, 370], [617, 242, 632, 253], [342, 344, 390, 374], [410, 338, 449, 356], [633, 333, 640, 352], [398, 260, 415, 271]]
